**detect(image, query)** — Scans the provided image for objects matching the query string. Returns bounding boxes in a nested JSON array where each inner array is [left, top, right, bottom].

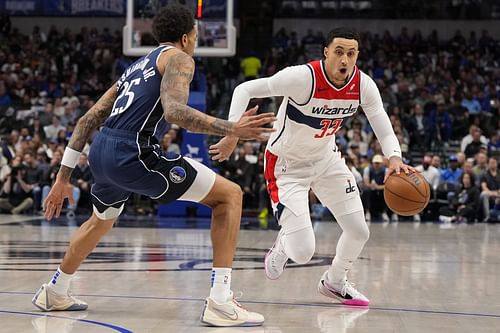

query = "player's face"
[[182, 26, 198, 56], [323, 38, 359, 85]]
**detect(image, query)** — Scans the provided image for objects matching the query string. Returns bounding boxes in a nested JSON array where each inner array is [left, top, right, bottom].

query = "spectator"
[[43, 116, 66, 142], [160, 132, 180, 155], [472, 152, 488, 179], [0, 156, 34, 214], [439, 172, 480, 224], [440, 155, 463, 184], [479, 157, 500, 222], [240, 52, 262, 81], [461, 124, 488, 152], [70, 153, 92, 211], [407, 103, 432, 151], [464, 128, 487, 158], [363, 154, 391, 222]]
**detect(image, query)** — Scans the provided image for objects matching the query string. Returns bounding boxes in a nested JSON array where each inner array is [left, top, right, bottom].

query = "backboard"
[[123, 0, 236, 57]]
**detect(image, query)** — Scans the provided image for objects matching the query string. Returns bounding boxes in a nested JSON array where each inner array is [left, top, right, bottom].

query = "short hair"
[[152, 4, 195, 44], [325, 27, 360, 48]]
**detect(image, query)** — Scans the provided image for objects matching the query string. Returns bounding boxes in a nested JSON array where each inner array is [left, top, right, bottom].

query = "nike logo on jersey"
[[312, 104, 358, 115], [317, 87, 328, 92]]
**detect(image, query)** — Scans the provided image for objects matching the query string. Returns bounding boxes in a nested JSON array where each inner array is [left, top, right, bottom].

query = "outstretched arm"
[[160, 50, 275, 140], [209, 65, 312, 161], [160, 51, 234, 136]]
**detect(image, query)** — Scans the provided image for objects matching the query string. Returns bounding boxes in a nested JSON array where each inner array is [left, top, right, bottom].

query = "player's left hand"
[[43, 179, 75, 221], [209, 136, 239, 162], [384, 156, 417, 183]]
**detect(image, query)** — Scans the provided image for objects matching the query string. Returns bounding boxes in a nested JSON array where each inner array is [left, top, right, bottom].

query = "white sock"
[[47, 267, 73, 295], [209, 267, 232, 303]]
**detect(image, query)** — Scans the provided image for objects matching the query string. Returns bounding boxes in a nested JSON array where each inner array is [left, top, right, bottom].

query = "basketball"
[[384, 172, 430, 216]]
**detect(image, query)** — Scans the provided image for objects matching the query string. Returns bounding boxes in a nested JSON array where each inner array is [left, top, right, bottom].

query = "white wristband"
[[61, 147, 81, 168]]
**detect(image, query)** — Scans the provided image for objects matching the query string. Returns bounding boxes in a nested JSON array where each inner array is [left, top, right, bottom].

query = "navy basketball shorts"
[[88, 127, 216, 217]]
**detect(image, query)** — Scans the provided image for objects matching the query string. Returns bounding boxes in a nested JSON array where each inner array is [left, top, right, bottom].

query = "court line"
[[0, 309, 133, 332], [2, 291, 500, 319]]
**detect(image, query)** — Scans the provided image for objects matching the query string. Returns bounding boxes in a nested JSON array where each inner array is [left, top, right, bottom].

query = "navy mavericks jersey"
[[104, 45, 174, 141]]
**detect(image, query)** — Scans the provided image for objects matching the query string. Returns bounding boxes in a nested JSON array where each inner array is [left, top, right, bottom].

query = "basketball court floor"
[[1, 214, 499, 333]]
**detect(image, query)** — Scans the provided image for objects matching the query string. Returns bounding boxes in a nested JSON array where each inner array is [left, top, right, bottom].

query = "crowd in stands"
[[0, 16, 499, 222]]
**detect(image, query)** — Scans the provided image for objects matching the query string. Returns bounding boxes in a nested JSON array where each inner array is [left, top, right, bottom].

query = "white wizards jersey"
[[266, 60, 361, 160]]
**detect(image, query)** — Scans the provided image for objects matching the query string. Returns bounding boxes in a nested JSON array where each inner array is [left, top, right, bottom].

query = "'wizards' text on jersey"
[[268, 60, 361, 160]]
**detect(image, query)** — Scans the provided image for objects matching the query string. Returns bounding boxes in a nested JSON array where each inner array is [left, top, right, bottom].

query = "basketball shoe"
[[264, 228, 288, 280], [318, 271, 369, 306], [201, 292, 264, 327], [32, 283, 88, 311]]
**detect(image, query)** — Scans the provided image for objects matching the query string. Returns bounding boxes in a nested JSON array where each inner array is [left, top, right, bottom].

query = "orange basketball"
[[383, 172, 430, 216]]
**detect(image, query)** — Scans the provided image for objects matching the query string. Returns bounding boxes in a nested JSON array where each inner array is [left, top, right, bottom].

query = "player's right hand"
[[209, 136, 239, 162], [231, 106, 276, 140], [43, 179, 75, 221]]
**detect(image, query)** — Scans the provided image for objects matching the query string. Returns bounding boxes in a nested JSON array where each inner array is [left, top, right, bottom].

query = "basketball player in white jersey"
[[210, 28, 415, 306]]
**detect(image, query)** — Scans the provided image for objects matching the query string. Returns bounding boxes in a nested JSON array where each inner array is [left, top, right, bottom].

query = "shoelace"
[[341, 281, 360, 298], [229, 291, 245, 310]]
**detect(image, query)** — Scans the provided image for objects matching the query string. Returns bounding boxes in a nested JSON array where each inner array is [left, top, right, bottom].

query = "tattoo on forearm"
[[160, 52, 234, 136], [57, 166, 73, 182], [68, 86, 117, 152], [58, 85, 116, 180]]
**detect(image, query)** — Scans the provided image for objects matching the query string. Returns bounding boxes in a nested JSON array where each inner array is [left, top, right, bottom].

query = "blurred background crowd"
[[0, 0, 499, 223]]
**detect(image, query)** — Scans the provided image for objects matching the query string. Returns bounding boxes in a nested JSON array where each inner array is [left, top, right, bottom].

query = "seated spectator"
[[440, 155, 463, 184], [0, 156, 33, 214], [70, 153, 92, 211], [464, 128, 487, 158], [416, 155, 440, 190], [43, 115, 66, 142], [472, 152, 488, 179], [363, 154, 392, 222], [461, 124, 488, 152], [479, 157, 500, 222], [407, 103, 432, 151], [439, 172, 480, 224], [160, 132, 180, 155]]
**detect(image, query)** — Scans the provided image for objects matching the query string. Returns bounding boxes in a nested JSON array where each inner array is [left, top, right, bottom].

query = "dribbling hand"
[[384, 156, 417, 183], [43, 179, 75, 221]]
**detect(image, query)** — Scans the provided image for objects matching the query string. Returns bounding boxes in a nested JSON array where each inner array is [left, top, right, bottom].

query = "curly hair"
[[152, 4, 195, 44]]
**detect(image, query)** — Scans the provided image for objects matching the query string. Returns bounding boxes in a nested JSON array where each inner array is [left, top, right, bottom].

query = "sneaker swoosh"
[[322, 280, 352, 300], [214, 307, 238, 321]]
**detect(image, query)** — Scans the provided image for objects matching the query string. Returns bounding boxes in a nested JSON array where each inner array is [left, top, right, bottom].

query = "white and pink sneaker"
[[318, 271, 369, 306]]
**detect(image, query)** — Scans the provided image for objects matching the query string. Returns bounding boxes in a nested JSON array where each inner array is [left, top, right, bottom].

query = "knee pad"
[[280, 207, 315, 264]]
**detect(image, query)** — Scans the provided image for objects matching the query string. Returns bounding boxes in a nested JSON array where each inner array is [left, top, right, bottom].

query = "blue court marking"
[[0, 309, 133, 333], [2, 291, 500, 319]]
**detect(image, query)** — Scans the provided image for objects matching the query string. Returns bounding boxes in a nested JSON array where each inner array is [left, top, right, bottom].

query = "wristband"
[[61, 147, 81, 168]]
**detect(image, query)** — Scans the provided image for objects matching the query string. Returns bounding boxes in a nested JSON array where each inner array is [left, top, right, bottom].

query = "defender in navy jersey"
[[33, 5, 275, 327], [210, 28, 416, 307]]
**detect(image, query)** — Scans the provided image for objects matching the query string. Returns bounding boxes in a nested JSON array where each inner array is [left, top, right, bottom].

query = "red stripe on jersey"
[[308, 60, 360, 100], [264, 150, 280, 204]]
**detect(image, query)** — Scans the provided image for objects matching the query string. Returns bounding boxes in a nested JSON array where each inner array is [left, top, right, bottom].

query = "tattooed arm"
[[160, 51, 234, 136], [57, 85, 118, 182]]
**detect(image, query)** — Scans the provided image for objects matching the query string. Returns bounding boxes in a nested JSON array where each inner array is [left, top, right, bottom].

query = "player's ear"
[[181, 34, 188, 47], [323, 47, 329, 59]]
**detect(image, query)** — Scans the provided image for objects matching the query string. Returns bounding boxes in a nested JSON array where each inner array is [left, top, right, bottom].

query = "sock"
[[209, 267, 232, 303], [48, 267, 73, 295]]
